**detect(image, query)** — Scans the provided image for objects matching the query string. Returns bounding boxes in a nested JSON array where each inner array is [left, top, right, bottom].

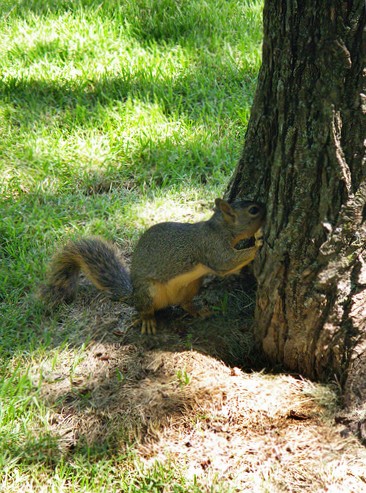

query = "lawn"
[[0, 0, 261, 348], [2, 1, 366, 492], [1, 1, 262, 490]]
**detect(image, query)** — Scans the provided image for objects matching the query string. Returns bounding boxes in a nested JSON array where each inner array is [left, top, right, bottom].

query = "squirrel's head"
[[214, 198, 265, 242]]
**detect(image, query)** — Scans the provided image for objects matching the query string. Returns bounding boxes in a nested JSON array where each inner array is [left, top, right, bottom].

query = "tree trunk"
[[228, 0, 366, 433]]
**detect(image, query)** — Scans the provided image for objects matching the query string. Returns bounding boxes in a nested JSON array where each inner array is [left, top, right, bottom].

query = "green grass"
[[0, 0, 263, 490]]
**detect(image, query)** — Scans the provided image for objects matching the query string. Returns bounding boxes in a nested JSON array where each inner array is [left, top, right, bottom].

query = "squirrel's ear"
[[215, 198, 237, 223]]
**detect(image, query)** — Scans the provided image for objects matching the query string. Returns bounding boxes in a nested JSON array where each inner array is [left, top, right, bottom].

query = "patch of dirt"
[[35, 272, 366, 492]]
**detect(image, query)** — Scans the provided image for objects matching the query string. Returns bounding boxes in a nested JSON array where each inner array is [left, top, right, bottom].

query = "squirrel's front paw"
[[254, 228, 264, 249]]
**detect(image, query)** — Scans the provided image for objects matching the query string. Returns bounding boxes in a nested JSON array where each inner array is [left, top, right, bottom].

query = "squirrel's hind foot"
[[140, 314, 157, 335], [181, 302, 212, 319]]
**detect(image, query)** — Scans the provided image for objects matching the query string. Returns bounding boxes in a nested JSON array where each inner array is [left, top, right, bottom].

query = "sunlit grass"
[[0, 1, 262, 196]]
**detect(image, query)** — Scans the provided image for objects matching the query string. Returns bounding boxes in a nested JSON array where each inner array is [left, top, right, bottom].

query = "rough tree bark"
[[228, 1, 366, 436]]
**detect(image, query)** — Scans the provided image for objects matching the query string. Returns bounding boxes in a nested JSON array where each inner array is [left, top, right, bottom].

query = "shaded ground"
[[33, 273, 366, 492]]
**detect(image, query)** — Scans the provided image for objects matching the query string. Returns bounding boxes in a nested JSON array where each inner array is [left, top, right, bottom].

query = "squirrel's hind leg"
[[133, 285, 158, 335], [180, 278, 211, 319]]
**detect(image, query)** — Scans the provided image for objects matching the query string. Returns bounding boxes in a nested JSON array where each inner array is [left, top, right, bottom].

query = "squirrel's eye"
[[248, 206, 260, 215]]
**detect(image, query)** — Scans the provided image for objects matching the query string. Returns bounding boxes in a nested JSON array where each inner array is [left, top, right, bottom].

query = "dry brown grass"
[[32, 274, 366, 492]]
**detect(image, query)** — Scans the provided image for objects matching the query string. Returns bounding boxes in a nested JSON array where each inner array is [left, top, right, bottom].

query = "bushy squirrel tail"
[[40, 238, 133, 305]]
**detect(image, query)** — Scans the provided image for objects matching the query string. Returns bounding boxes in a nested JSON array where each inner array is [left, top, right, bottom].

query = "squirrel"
[[40, 198, 265, 335]]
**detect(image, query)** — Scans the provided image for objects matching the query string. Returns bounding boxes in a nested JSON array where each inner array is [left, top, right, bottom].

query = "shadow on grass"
[[0, 69, 256, 127], [1, 267, 266, 479]]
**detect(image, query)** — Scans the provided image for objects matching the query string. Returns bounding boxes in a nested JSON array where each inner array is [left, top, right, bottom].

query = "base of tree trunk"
[[228, 0, 366, 442]]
